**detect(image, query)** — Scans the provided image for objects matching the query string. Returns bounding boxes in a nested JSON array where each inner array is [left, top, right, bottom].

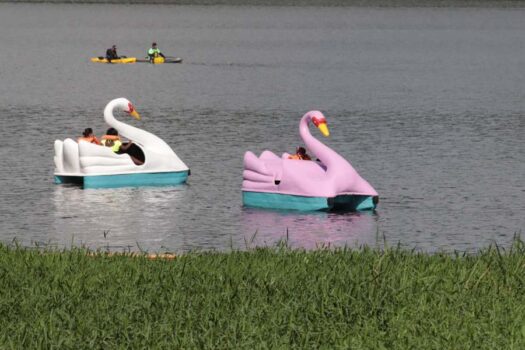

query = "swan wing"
[[259, 150, 280, 161], [243, 170, 274, 183], [243, 151, 283, 192], [54, 140, 64, 173], [62, 139, 80, 174], [78, 141, 135, 173], [278, 160, 336, 197], [243, 151, 272, 176]]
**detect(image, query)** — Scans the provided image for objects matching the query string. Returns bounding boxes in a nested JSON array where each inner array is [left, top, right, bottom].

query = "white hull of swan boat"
[[53, 98, 189, 189], [54, 171, 189, 189]]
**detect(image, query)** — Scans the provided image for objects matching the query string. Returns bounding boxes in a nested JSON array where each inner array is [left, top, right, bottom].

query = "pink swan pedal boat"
[[242, 111, 379, 211]]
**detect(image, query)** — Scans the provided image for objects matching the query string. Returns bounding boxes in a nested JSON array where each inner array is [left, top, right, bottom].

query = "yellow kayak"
[[136, 57, 183, 64], [91, 57, 137, 64]]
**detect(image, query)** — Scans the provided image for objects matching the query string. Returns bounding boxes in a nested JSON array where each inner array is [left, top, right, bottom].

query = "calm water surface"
[[0, 4, 523, 252]]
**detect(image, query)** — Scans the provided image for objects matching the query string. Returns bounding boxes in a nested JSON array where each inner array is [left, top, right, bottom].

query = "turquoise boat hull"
[[242, 191, 378, 211], [54, 171, 189, 189]]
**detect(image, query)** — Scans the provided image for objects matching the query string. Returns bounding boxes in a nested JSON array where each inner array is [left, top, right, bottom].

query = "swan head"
[[307, 111, 330, 137], [125, 101, 141, 120], [108, 97, 141, 120]]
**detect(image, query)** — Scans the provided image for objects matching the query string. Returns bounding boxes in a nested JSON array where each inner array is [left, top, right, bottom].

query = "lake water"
[[0, 3, 523, 252]]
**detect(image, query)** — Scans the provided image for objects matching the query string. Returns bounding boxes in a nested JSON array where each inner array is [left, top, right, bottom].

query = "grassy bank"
[[1, 242, 525, 348]]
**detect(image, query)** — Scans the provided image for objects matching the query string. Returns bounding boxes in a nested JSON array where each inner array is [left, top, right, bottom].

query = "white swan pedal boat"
[[53, 98, 189, 189]]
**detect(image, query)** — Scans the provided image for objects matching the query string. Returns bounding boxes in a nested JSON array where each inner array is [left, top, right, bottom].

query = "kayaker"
[[78, 128, 101, 145], [101, 128, 143, 165], [148, 42, 165, 62], [288, 147, 311, 161], [105, 45, 120, 62]]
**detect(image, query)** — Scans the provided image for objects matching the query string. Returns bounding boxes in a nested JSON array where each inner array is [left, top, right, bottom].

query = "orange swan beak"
[[318, 122, 330, 137], [130, 109, 141, 120]]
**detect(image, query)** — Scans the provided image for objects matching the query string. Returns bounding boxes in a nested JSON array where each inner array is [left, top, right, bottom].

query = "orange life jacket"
[[288, 154, 311, 160], [101, 135, 120, 141], [78, 136, 101, 145]]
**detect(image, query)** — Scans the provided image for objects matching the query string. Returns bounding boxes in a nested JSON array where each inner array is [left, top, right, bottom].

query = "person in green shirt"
[[148, 42, 165, 63], [101, 128, 143, 165]]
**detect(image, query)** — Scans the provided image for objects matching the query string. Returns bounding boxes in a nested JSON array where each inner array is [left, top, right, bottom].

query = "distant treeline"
[[1, 0, 524, 7]]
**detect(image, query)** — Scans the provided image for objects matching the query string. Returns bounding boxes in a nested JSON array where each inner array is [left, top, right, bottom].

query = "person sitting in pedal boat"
[[78, 128, 101, 145], [148, 42, 165, 62], [288, 146, 311, 161], [101, 128, 143, 165]]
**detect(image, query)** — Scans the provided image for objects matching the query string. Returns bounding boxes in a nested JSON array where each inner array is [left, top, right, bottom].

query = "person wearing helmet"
[[105, 45, 120, 63], [148, 42, 165, 63]]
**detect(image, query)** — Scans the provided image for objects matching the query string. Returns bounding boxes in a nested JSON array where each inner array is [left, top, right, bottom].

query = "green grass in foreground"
[[1, 241, 525, 349]]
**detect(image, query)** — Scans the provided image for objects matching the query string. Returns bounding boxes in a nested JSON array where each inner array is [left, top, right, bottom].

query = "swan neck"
[[104, 99, 127, 129], [299, 114, 338, 168]]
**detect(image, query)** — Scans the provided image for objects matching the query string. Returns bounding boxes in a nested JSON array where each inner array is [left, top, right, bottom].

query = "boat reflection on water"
[[51, 184, 188, 251], [50, 185, 379, 252], [240, 208, 379, 250]]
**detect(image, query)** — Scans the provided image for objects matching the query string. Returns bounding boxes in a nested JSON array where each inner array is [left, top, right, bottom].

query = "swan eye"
[[311, 116, 325, 127], [127, 102, 135, 114]]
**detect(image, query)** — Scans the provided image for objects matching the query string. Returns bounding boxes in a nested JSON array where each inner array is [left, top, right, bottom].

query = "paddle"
[[163, 56, 183, 63]]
